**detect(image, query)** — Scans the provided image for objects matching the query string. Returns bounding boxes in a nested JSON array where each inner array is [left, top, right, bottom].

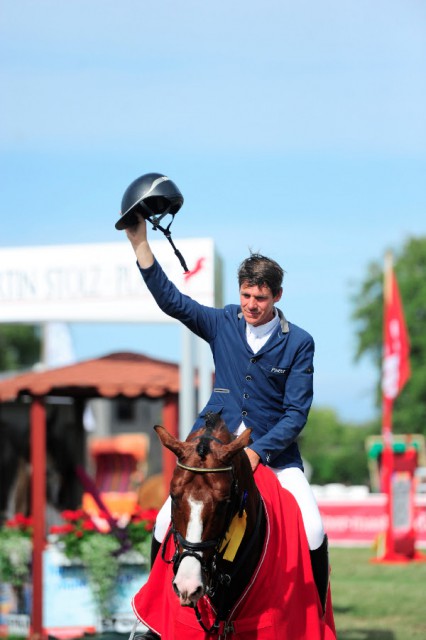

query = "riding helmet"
[[115, 172, 184, 230]]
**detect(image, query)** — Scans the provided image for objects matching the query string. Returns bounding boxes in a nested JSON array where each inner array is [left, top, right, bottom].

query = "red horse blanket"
[[132, 465, 337, 639]]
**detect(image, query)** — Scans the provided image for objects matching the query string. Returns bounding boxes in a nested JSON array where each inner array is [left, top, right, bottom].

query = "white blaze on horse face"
[[173, 496, 205, 606]]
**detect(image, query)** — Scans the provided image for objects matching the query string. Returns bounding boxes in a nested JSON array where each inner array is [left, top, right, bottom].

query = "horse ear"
[[154, 424, 186, 458], [218, 428, 253, 464]]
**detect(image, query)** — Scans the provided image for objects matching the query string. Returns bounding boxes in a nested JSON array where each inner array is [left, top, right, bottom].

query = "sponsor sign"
[[318, 494, 426, 547], [0, 238, 221, 323]]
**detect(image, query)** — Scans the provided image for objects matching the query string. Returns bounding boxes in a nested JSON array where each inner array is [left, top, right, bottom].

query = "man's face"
[[239, 282, 282, 327]]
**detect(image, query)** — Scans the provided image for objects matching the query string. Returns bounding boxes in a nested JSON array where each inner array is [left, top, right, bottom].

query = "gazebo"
[[0, 351, 182, 638]]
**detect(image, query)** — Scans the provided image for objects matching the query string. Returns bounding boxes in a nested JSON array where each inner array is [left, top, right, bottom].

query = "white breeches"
[[154, 496, 172, 543], [271, 466, 325, 550], [154, 465, 324, 551]]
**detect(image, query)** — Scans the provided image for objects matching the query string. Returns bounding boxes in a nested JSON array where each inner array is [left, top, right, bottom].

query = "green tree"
[[300, 407, 374, 486], [0, 324, 41, 371], [351, 236, 426, 437]]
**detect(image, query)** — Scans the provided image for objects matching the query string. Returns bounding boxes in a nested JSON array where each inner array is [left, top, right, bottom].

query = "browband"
[[176, 461, 233, 473]]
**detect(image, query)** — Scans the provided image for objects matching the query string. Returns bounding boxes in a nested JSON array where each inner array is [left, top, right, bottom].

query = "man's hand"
[[245, 448, 261, 473], [125, 213, 147, 249], [124, 214, 154, 268]]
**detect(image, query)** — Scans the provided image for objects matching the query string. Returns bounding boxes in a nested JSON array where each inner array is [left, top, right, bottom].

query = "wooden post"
[[30, 397, 46, 639]]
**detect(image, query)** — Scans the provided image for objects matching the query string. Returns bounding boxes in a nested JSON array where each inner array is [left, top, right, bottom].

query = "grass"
[[330, 547, 426, 640]]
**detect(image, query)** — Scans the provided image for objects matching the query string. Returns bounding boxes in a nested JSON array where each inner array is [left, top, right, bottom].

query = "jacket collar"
[[238, 307, 289, 334]]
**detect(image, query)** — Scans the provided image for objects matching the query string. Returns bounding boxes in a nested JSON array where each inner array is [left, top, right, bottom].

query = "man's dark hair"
[[237, 253, 284, 297]]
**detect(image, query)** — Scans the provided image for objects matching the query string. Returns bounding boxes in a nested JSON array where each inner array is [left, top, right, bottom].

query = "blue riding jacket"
[[138, 259, 314, 470]]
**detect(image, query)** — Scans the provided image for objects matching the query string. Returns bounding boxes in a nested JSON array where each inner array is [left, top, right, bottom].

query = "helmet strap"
[[146, 214, 189, 273]]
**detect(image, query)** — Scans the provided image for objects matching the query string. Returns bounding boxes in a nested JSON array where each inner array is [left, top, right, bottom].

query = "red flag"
[[382, 254, 410, 407], [377, 254, 419, 563]]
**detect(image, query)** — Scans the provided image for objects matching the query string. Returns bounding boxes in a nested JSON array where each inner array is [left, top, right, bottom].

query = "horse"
[[132, 412, 336, 639], [156, 412, 265, 630]]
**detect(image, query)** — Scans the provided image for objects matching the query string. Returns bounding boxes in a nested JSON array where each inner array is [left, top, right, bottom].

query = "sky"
[[1, 0, 425, 423]]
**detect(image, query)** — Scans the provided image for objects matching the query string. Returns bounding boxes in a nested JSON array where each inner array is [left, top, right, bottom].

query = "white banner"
[[0, 238, 220, 323]]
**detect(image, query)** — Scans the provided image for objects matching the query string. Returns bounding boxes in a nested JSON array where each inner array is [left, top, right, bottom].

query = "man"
[[123, 214, 329, 637]]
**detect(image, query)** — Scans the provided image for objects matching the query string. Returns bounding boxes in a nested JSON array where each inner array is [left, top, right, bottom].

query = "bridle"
[[162, 459, 239, 578], [162, 435, 264, 635]]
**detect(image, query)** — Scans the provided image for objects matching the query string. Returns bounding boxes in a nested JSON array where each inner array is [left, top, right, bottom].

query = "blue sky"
[[1, 1, 425, 423]]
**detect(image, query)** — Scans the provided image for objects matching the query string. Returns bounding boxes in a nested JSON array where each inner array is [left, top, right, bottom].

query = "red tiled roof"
[[0, 352, 180, 401]]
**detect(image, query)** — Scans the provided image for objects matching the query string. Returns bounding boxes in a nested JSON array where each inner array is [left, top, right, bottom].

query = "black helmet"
[[115, 172, 184, 230]]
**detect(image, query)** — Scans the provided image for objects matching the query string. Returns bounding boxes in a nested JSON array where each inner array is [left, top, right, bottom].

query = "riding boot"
[[138, 535, 162, 639], [309, 534, 329, 616]]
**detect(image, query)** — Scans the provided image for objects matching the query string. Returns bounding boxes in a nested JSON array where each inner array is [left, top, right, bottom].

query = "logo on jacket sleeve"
[[270, 367, 287, 374]]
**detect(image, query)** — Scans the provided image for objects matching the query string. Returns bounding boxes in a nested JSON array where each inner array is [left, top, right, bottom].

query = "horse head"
[[155, 412, 264, 613]]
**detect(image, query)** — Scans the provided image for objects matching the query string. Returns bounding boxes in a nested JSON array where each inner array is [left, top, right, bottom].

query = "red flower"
[[61, 509, 86, 522], [50, 524, 74, 535], [130, 507, 158, 524], [5, 518, 19, 529], [5, 513, 33, 531], [98, 510, 111, 521]]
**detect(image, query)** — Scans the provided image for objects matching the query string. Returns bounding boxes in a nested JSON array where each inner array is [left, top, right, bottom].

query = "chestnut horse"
[[132, 412, 336, 638], [155, 412, 265, 633]]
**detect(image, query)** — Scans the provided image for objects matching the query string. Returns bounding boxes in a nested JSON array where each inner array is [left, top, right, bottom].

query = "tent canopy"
[[0, 351, 181, 636], [0, 351, 180, 401]]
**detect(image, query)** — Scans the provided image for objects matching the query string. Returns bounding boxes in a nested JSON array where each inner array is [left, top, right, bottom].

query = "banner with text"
[[0, 238, 221, 323]]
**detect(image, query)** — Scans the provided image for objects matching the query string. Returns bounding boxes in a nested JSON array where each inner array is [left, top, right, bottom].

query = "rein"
[[195, 498, 264, 635]]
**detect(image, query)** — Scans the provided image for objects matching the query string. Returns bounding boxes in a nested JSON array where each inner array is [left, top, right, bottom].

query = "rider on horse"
[[117, 173, 330, 639]]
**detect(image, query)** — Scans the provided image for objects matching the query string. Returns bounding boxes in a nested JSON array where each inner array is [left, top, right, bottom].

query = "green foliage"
[[79, 533, 121, 619], [301, 407, 375, 485], [351, 236, 426, 437], [0, 514, 32, 588], [126, 509, 157, 560], [0, 324, 40, 371], [51, 507, 157, 619]]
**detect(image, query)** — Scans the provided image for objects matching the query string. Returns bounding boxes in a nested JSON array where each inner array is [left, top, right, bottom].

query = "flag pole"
[[380, 252, 397, 561]]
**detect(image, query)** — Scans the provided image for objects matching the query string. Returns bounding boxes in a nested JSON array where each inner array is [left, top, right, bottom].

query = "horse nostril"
[[191, 585, 204, 602]]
